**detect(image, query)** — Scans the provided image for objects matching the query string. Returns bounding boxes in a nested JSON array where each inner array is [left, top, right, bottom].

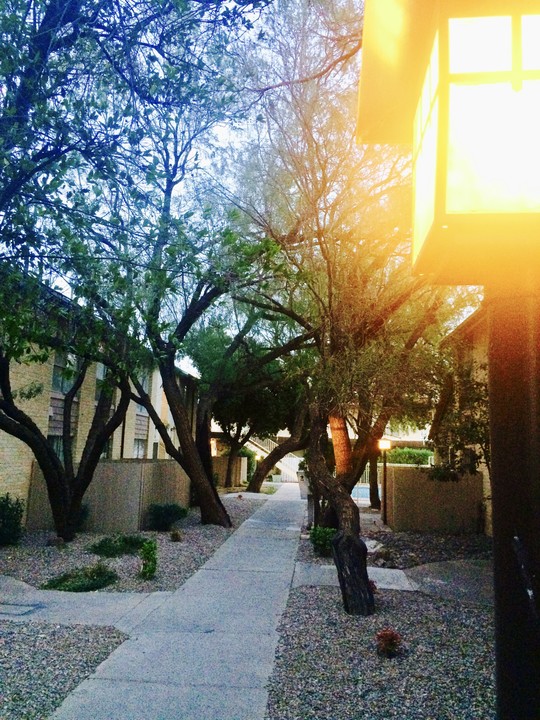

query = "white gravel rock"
[[0, 496, 265, 719]]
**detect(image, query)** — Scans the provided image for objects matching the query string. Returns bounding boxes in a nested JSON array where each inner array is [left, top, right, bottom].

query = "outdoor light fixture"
[[358, 2, 540, 717], [378, 439, 391, 451], [358, 0, 540, 286]]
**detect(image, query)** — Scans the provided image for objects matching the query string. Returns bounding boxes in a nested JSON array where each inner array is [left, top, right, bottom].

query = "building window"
[[47, 434, 64, 462], [95, 362, 107, 401], [52, 352, 77, 395], [133, 438, 147, 459], [136, 373, 150, 414]]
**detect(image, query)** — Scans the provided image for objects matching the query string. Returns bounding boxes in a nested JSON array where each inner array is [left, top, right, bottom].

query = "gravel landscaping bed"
[[0, 495, 265, 593], [0, 621, 127, 720], [265, 586, 495, 720], [297, 516, 493, 569], [0, 495, 264, 720]]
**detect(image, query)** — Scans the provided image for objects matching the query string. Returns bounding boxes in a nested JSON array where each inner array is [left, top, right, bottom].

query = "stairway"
[[246, 437, 301, 482]]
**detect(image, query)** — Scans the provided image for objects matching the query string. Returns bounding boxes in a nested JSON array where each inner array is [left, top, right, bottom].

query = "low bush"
[[88, 534, 147, 558], [309, 525, 336, 557], [139, 539, 157, 579], [0, 493, 24, 546], [238, 446, 257, 481], [375, 627, 403, 658], [386, 447, 433, 466], [41, 562, 118, 592], [147, 503, 187, 531]]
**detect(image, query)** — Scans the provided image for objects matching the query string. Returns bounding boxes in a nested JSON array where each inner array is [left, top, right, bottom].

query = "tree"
[[184, 308, 311, 489], [429, 357, 490, 479], [0, 0, 276, 529], [0, 266, 132, 540], [223, 0, 479, 613]]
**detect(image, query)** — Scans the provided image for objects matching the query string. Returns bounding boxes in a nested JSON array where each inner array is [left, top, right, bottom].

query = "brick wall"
[[0, 355, 52, 508]]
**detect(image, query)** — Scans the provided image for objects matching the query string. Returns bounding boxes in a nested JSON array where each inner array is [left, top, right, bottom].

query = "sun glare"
[[370, 0, 406, 69]]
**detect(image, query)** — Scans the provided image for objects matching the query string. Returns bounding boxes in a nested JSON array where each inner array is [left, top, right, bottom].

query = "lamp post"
[[358, 3, 540, 717], [378, 438, 391, 525]]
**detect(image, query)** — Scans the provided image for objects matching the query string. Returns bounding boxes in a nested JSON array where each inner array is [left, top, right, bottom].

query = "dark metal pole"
[[382, 450, 388, 525], [486, 289, 540, 720]]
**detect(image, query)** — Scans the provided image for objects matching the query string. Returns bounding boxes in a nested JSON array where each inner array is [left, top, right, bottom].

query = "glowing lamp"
[[378, 439, 391, 451], [358, 1, 540, 285]]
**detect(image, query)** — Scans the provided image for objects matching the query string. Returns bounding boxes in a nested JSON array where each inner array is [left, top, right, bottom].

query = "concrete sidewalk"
[[0, 484, 494, 718], [50, 483, 305, 720]]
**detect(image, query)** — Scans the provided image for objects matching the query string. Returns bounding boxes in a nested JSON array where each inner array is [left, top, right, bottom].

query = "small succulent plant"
[[375, 627, 403, 658]]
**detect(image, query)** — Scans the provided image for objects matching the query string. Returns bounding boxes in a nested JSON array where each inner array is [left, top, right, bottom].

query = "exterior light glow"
[[358, 3, 540, 714], [359, 2, 540, 286], [378, 439, 391, 451]]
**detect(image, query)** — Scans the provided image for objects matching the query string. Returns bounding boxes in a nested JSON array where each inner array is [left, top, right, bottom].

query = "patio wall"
[[26, 459, 190, 534]]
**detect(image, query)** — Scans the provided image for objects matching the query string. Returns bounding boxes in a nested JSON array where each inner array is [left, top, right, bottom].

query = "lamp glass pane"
[[447, 81, 540, 213], [413, 99, 438, 263], [522, 16, 540, 70], [449, 17, 512, 73]]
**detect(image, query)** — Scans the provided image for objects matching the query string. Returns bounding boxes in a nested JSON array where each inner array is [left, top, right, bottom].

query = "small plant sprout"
[[139, 539, 158, 579], [376, 627, 403, 658]]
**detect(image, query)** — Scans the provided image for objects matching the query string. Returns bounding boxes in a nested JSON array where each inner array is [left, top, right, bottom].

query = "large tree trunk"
[[0, 357, 132, 540], [195, 396, 214, 484], [246, 409, 309, 492], [225, 445, 240, 488], [160, 359, 231, 527], [308, 409, 374, 616], [329, 412, 353, 478]]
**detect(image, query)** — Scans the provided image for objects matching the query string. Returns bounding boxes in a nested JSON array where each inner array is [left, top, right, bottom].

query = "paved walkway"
[[0, 484, 494, 719], [51, 483, 304, 720]]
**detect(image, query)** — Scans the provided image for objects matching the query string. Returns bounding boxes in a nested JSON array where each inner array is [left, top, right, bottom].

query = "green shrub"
[[427, 463, 461, 482], [139, 539, 157, 579], [238, 446, 257, 481], [309, 526, 337, 557], [41, 562, 118, 592], [88, 534, 147, 558], [147, 503, 187, 531], [385, 447, 433, 466], [0, 493, 24, 546]]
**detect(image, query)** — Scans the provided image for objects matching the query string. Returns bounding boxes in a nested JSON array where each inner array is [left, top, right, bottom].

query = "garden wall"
[[26, 459, 190, 534], [212, 455, 247, 487], [385, 465, 483, 534]]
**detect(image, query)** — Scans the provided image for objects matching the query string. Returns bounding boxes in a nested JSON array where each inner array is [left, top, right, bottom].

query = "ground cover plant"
[[139, 539, 157, 579], [41, 563, 118, 592], [88, 534, 147, 558]]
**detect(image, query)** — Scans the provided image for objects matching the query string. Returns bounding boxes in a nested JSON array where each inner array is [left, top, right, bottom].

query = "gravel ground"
[[265, 586, 495, 720], [297, 511, 493, 569], [0, 495, 264, 720], [0, 495, 265, 592], [0, 621, 127, 720], [1, 496, 496, 720]]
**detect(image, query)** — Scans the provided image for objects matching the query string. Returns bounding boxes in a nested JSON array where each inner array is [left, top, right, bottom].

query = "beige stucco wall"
[[385, 464, 483, 534], [212, 455, 247, 487], [26, 459, 191, 534]]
